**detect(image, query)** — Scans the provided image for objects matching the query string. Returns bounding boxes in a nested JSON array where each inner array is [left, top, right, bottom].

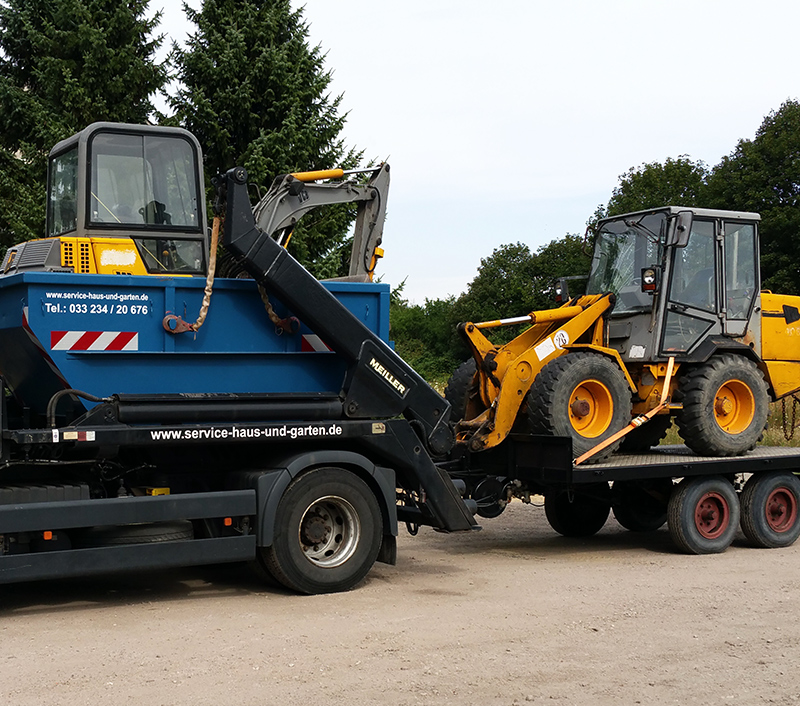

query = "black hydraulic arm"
[[219, 167, 476, 532]]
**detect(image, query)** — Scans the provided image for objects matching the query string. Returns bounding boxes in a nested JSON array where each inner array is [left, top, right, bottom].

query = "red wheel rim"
[[694, 491, 730, 539], [765, 487, 798, 533]]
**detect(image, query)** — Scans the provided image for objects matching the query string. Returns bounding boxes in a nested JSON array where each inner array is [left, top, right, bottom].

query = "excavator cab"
[[3, 123, 209, 276]]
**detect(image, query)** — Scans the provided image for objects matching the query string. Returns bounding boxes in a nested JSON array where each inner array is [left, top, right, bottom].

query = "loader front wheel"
[[676, 354, 768, 456], [527, 352, 631, 461], [444, 358, 478, 422]]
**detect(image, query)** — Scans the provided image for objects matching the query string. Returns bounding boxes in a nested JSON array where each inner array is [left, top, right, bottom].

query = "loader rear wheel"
[[667, 476, 739, 554], [255, 467, 382, 595], [443, 358, 478, 422], [544, 484, 611, 537], [527, 352, 631, 461], [740, 472, 800, 548], [677, 354, 768, 456]]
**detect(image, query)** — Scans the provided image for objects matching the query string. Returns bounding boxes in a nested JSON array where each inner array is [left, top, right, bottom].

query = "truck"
[[0, 123, 799, 596]]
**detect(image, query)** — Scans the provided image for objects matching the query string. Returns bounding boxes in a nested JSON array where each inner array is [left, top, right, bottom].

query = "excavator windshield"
[[587, 211, 666, 314]]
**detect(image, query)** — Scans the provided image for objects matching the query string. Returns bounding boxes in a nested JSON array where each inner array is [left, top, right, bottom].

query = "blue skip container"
[[0, 272, 390, 416]]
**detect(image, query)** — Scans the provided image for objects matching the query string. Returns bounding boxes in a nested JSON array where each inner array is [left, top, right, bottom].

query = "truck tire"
[[676, 354, 768, 457], [612, 480, 670, 532], [619, 416, 671, 453], [527, 352, 631, 461], [740, 472, 800, 548], [667, 476, 739, 554], [544, 484, 610, 537], [443, 358, 478, 422], [256, 467, 382, 594]]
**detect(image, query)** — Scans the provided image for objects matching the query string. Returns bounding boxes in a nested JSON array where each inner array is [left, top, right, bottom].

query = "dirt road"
[[2, 502, 798, 706]]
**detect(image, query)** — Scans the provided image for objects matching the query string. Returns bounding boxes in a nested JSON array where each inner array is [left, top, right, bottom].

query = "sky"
[[152, 0, 800, 304]]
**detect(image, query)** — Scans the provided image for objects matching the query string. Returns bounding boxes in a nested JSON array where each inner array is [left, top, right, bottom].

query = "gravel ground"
[[1, 501, 798, 706]]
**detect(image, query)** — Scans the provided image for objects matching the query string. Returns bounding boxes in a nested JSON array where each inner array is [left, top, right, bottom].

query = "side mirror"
[[554, 277, 570, 304], [667, 210, 693, 247]]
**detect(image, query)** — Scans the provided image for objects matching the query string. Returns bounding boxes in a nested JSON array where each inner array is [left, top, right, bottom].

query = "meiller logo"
[[369, 357, 408, 396]]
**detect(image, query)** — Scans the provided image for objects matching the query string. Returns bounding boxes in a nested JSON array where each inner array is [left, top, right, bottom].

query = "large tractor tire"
[[676, 354, 768, 457], [527, 352, 632, 461], [443, 358, 478, 422]]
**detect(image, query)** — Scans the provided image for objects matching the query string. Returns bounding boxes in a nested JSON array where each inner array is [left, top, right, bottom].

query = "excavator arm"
[[251, 164, 389, 281]]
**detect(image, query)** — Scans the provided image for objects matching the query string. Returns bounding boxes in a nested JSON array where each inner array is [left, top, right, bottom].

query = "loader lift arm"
[[219, 166, 478, 532]]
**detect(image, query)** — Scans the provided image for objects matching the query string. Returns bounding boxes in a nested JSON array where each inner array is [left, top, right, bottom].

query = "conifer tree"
[[0, 0, 166, 250], [170, 0, 362, 277]]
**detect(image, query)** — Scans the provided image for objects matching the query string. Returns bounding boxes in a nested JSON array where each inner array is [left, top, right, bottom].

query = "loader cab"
[[3, 123, 208, 276], [588, 206, 761, 361]]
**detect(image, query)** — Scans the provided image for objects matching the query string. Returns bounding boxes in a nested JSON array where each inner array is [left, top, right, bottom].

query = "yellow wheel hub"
[[714, 380, 755, 434], [568, 379, 614, 438]]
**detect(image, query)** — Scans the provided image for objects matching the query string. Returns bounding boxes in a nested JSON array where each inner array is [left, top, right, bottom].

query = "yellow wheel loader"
[[448, 206, 800, 461]]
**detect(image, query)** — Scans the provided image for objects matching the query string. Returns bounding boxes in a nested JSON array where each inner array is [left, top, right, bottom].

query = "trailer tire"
[[256, 467, 382, 594], [677, 354, 768, 457], [667, 476, 739, 554], [612, 480, 670, 532], [620, 416, 672, 453], [740, 472, 800, 548], [544, 485, 610, 537], [527, 352, 631, 461], [444, 358, 478, 422]]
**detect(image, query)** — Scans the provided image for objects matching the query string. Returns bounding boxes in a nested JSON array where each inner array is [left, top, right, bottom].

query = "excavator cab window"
[[88, 132, 201, 231], [47, 147, 79, 237], [132, 237, 204, 274]]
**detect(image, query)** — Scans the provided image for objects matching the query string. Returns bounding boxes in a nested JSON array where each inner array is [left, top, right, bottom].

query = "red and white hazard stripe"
[[50, 331, 139, 351], [301, 334, 332, 352]]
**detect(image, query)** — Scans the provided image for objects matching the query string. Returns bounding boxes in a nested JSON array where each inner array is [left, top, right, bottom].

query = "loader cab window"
[[133, 237, 204, 274], [88, 132, 201, 230], [724, 222, 757, 321], [669, 220, 716, 312], [47, 147, 78, 237], [587, 211, 665, 314]]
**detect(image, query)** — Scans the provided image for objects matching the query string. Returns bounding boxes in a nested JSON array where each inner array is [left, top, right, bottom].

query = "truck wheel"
[[256, 467, 382, 594], [667, 476, 739, 554], [612, 480, 670, 532], [527, 352, 631, 461], [444, 358, 478, 422], [76, 520, 194, 547], [740, 472, 800, 548], [619, 416, 672, 453], [544, 484, 610, 537], [677, 355, 768, 456]]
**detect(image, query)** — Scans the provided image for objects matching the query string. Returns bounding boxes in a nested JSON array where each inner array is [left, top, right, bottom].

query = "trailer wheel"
[[667, 476, 739, 554], [740, 472, 800, 548], [527, 352, 631, 461], [677, 354, 768, 456], [544, 484, 610, 537], [256, 467, 382, 594], [444, 358, 478, 422], [612, 480, 670, 532]]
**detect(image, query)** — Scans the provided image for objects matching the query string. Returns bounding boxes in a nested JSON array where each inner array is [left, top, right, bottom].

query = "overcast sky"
[[154, 1, 800, 304]]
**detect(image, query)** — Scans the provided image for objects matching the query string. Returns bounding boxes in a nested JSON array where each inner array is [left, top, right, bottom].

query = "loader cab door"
[[660, 217, 758, 354]]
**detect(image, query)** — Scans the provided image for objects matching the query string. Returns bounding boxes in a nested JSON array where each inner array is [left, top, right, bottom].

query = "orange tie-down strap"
[[574, 357, 676, 466]]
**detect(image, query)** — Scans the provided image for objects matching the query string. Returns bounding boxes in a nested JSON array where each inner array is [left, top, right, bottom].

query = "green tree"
[[0, 0, 166, 251], [170, 0, 361, 277], [593, 156, 710, 226], [705, 100, 800, 295], [454, 235, 591, 328]]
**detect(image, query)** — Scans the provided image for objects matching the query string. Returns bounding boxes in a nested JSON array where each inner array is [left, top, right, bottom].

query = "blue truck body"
[[0, 271, 390, 416]]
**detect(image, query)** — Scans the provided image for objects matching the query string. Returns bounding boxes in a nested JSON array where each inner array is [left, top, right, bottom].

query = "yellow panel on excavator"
[[761, 292, 800, 361]]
